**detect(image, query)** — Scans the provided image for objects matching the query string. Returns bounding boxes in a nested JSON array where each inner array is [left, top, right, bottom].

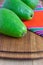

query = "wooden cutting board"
[[0, 31, 43, 59]]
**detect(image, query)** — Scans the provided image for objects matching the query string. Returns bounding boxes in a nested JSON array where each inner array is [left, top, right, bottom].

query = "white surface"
[[0, 59, 43, 65]]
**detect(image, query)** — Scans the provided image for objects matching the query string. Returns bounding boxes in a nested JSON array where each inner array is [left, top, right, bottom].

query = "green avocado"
[[21, 0, 39, 9], [2, 0, 34, 20], [0, 8, 27, 37]]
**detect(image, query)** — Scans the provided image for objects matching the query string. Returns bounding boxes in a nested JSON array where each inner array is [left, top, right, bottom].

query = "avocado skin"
[[0, 8, 27, 37], [21, 0, 39, 9], [2, 0, 34, 20]]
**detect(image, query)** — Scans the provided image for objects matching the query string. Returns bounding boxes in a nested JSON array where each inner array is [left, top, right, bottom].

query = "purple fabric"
[[0, 3, 2, 8], [37, 5, 42, 8], [35, 31, 43, 36]]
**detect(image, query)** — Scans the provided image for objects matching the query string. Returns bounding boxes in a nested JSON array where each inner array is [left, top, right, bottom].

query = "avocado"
[[0, 8, 27, 37], [2, 0, 34, 20], [21, 0, 39, 9]]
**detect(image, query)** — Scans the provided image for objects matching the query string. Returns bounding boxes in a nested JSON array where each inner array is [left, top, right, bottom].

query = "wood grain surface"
[[0, 31, 43, 53], [0, 0, 43, 59], [0, 31, 43, 59]]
